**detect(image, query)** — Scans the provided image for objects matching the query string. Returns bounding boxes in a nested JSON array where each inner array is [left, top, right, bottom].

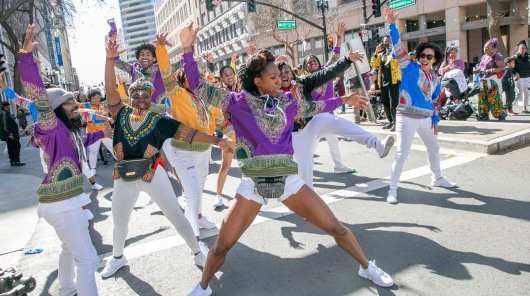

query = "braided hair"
[[238, 49, 276, 93]]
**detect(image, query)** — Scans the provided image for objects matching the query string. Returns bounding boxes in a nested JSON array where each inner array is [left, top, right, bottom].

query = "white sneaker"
[[91, 183, 103, 190], [146, 198, 155, 205], [358, 260, 394, 287], [387, 189, 397, 204], [101, 255, 128, 278], [198, 241, 210, 254], [209, 158, 215, 165], [84, 209, 94, 220], [193, 251, 207, 267], [198, 216, 216, 229], [376, 135, 395, 158], [334, 166, 356, 174], [431, 176, 456, 188], [212, 195, 224, 207], [58, 287, 77, 296], [188, 284, 212, 296]]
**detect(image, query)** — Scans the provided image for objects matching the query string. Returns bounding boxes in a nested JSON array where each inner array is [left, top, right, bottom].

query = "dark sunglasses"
[[419, 53, 435, 60], [212, 80, 221, 84]]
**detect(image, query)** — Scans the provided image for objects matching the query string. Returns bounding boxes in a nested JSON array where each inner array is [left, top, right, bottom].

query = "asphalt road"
[[1, 133, 529, 295]]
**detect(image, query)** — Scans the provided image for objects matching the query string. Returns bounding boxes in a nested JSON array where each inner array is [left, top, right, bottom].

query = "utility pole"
[[316, 0, 330, 62]]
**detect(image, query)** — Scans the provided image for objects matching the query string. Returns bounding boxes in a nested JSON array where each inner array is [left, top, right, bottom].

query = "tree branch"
[[0, 0, 31, 23]]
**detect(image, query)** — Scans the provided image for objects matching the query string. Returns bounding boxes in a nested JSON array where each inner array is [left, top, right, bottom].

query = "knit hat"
[[46, 88, 74, 110], [1, 101, 10, 107], [128, 77, 155, 97]]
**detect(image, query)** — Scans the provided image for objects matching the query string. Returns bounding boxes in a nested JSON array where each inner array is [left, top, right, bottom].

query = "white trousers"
[[42, 207, 99, 296], [516, 76, 530, 106], [162, 139, 210, 237], [390, 114, 441, 190], [87, 138, 113, 169], [292, 113, 379, 188], [112, 167, 200, 256], [325, 135, 348, 170]]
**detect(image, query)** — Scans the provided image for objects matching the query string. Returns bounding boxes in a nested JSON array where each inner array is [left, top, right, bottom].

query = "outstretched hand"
[[231, 53, 238, 63], [23, 24, 38, 52], [348, 49, 364, 62], [106, 41, 126, 59], [335, 22, 347, 37], [342, 92, 369, 109], [384, 7, 399, 24], [178, 21, 200, 48], [154, 32, 173, 47]]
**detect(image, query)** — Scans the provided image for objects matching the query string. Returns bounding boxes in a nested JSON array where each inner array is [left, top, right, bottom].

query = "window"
[[315, 38, 323, 48]]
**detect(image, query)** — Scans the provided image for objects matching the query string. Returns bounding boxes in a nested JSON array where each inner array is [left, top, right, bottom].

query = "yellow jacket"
[[370, 52, 402, 86]]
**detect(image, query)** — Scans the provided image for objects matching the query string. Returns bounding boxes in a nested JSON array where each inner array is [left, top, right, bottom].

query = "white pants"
[[390, 114, 441, 190], [87, 138, 113, 169], [292, 113, 379, 188], [40, 148, 48, 174], [162, 139, 210, 237], [516, 76, 530, 106], [42, 207, 99, 296], [112, 167, 200, 256], [325, 135, 349, 170]]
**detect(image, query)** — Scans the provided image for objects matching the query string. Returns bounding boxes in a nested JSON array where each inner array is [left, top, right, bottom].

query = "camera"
[[0, 268, 36, 296]]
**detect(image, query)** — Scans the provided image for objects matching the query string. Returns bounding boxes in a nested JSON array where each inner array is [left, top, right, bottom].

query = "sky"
[[69, 0, 122, 85]]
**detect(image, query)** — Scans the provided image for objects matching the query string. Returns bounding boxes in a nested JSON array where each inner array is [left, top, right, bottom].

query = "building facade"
[[118, 0, 157, 62]]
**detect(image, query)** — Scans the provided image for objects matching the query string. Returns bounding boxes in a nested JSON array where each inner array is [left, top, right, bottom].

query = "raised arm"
[[384, 8, 409, 69], [105, 41, 127, 110], [156, 33, 185, 97]]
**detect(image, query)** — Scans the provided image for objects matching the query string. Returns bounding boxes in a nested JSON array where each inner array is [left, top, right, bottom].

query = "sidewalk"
[[337, 99, 530, 154]]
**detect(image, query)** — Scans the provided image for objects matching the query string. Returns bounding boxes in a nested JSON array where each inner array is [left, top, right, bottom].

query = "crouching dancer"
[[100, 40, 234, 277], [175, 23, 395, 296], [19, 24, 110, 296]]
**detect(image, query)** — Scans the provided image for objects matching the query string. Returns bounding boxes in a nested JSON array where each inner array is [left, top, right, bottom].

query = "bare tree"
[[245, 0, 339, 66], [0, 0, 80, 93], [485, 0, 507, 58]]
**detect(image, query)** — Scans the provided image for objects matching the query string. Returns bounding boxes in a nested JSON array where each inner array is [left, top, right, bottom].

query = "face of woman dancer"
[[254, 62, 282, 97], [448, 49, 458, 60], [305, 56, 321, 73], [89, 94, 101, 106], [483, 42, 494, 55], [279, 64, 293, 89], [221, 68, 235, 87], [418, 48, 436, 72], [78, 94, 87, 103], [130, 90, 151, 110], [518, 44, 527, 56], [138, 49, 156, 68]]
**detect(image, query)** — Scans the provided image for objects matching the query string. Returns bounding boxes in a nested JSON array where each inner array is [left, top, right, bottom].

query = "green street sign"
[[388, 0, 415, 10], [277, 20, 296, 30]]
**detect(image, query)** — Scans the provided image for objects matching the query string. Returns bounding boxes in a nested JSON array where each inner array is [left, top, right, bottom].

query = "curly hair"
[[414, 42, 445, 68], [238, 49, 276, 93], [486, 38, 498, 49], [135, 43, 156, 60], [87, 88, 102, 100]]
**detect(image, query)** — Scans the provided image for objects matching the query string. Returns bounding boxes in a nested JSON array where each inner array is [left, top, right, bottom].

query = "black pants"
[[503, 84, 516, 110], [6, 137, 21, 164], [380, 83, 400, 124]]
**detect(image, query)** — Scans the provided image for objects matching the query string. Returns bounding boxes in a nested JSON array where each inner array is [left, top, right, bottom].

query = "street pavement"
[[1, 107, 530, 295]]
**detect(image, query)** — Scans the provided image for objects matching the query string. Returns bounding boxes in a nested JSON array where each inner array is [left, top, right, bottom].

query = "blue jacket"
[[389, 23, 441, 125]]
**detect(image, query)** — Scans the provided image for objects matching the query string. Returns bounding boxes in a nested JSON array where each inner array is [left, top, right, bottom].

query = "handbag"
[[116, 156, 156, 182], [252, 176, 287, 199]]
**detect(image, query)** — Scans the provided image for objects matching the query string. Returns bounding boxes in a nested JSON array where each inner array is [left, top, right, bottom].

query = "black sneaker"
[[14, 162, 26, 166], [103, 161, 108, 167], [382, 122, 393, 129]]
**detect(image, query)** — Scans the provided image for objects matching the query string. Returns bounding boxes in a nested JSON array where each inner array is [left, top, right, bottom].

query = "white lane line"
[[97, 155, 479, 267]]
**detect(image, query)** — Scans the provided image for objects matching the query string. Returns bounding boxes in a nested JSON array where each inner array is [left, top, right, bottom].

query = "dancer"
[[100, 40, 234, 278], [156, 32, 235, 249], [18, 24, 112, 295], [279, 59, 395, 189], [302, 22, 357, 173], [177, 22, 394, 296], [382, 7, 456, 204]]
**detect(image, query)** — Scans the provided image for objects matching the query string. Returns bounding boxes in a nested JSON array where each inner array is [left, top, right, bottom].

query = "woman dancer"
[[383, 7, 456, 204], [279, 58, 395, 189], [473, 38, 507, 121], [100, 39, 233, 278], [177, 22, 394, 296]]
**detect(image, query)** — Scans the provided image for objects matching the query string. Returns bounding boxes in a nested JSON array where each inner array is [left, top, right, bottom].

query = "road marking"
[[97, 155, 480, 267]]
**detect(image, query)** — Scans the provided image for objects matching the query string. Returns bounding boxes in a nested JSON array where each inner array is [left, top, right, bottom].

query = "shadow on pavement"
[[101, 266, 163, 296]]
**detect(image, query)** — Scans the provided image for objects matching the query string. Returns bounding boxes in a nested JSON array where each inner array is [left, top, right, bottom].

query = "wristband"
[[20, 49, 28, 53]]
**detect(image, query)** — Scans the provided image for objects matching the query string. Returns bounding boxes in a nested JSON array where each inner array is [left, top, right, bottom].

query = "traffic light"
[[372, 0, 381, 18], [205, 0, 215, 12], [327, 37, 334, 51], [247, 0, 256, 13], [371, 27, 380, 43]]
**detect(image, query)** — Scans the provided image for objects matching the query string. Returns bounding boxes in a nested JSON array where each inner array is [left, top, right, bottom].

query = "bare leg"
[[282, 185, 369, 269], [216, 142, 236, 195], [199, 194, 261, 289]]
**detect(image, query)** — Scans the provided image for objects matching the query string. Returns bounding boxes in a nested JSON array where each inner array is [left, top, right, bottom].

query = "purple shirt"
[[311, 47, 341, 102], [18, 52, 104, 202], [479, 53, 503, 78], [439, 59, 465, 76]]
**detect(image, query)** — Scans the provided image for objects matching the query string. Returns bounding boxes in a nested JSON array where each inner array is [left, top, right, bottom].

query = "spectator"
[[0, 101, 26, 166], [437, 46, 466, 107], [513, 40, 530, 113], [17, 108, 28, 130], [409, 51, 417, 62], [502, 57, 517, 115]]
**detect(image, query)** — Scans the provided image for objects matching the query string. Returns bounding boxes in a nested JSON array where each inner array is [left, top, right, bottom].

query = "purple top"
[[311, 47, 341, 101], [439, 59, 465, 76], [479, 53, 503, 78], [18, 51, 104, 203], [183, 51, 342, 177]]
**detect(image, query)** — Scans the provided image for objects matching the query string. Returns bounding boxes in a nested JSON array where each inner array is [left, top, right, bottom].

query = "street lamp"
[[315, 0, 330, 61]]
